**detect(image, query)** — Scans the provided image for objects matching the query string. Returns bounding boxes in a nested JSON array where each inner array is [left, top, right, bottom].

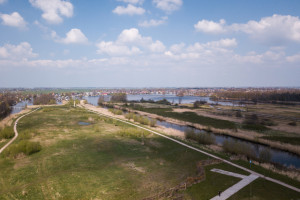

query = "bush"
[[125, 112, 134, 120], [260, 118, 277, 126], [4, 141, 41, 157], [117, 128, 149, 138], [288, 121, 297, 126], [149, 119, 157, 127], [223, 139, 256, 160], [33, 94, 56, 105], [0, 126, 14, 139], [259, 148, 272, 163], [108, 108, 123, 115], [241, 124, 270, 132], [184, 129, 215, 145], [139, 116, 149, 125], [110, 93, 127, 103], [235, 110, 242, 118], [193, 100, 207, 108]]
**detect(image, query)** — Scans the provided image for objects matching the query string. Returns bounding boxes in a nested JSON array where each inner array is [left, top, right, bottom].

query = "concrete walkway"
[[210, 169, 259, 200], [0, 108, 40, 154], [81, 103, 300, 194]]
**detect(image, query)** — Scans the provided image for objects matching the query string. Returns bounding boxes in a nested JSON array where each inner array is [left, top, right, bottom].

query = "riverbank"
[[106, 104, 300, 156]]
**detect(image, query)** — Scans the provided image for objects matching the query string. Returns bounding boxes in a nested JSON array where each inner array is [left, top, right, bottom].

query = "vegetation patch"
[[129, 105, 237, 129], [0, 126, 14, 139], [3, 140, 41, 157], [185, 129, 216, 145], [261, 136, 300, 145]]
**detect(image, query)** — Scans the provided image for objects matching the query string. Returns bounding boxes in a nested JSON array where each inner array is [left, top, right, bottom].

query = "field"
[[0, 105, 299, 199]]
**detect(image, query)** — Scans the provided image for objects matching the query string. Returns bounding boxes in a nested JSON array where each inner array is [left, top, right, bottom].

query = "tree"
[[98, 96, 105, 106], [110, 93, 127, 103]]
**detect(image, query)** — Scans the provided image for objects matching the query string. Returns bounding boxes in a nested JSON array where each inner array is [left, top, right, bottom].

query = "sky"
[[0, 0, 300, 88]]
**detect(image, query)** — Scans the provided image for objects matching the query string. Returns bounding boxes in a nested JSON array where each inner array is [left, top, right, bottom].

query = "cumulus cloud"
[[29, 0, 73, 24], [153, 0, 182, 12], [96, 28, 165, 56], [96, 41, 141, 56], [117, 0, 143, 4], [0, 12, 27, 29], [139, 16, 167, 27], [52, 28, 88, 44], [286, 53, 300, 63], [194, 19, 226, 34], [0, 42, 37, 60], [113, 4, 145, 15], [195, 15, 300, 45]]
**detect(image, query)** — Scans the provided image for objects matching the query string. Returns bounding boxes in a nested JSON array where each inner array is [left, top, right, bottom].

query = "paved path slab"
[[210, 169, 259, 200], [211, 168, 247, 179]]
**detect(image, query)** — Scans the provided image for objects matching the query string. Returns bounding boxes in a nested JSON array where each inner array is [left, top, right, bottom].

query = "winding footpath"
[[0, 108, 40, 154], [81, 103, 300, 197]]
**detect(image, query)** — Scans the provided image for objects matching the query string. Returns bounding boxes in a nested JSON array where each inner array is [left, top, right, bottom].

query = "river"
[[84, 95, 300, 168]]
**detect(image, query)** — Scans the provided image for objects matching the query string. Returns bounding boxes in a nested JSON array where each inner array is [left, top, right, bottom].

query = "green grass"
[[229, 178, 300, 200], [241, 123, 270, 132], [261, 136, 300, 145], [131, 106, 237, 129], [0, 105, 298, 199]]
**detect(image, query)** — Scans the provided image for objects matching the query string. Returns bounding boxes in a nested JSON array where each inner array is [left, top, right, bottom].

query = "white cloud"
[[96, 41, 141, 56], [0, 42, 37, 60], [194, 19, 226, 34], [117, 0, 143, 4], [205, 38, 237, 48], [53, 28, 88, 44], [232, 14, 300, 44], [139, 16, 167, 27], [0, 12, 27, 29], [0, 0, 7, 4], [195, 15, 300, 45], [286, 53, 300, 63], [29, 0, 73, 24], [113, 4, 145, 15], [96, 28, 165, 56], [153, 0, 182, 12]]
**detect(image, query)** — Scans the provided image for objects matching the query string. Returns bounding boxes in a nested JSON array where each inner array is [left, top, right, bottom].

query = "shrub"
[[223, 139, 256, 160], [193, 100, 207, 108], [149, 119, 157, 127], [139, 116, 149, 125], [258, 148, 272, 163], [241, 124, 270, 132], [125, 112, 134, 120], [117, 128, 149, 138], [108, 108, 123, 115], [260, 118, 277, 126], [288, 121, 297, 126], [110, 93, 127, 103], [4, 141, 41, 157], [184, 129, 215, 145], [0, 126, 14, 139], [133, 114, 139, 122], [235, 110, 242, 118]]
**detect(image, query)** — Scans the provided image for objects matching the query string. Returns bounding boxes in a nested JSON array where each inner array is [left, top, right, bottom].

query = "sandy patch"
[[123, 162, 145, 173]]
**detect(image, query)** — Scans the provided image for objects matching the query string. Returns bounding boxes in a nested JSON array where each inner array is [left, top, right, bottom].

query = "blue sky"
[[0, 0, 300, 87]]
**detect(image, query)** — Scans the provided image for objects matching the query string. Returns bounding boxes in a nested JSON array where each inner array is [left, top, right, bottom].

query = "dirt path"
[[0, 108, 40, 154], [81, 103, 300, 194]]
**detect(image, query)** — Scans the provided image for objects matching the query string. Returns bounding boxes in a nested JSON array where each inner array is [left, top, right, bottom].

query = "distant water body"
[[84, 94, 233, 106]]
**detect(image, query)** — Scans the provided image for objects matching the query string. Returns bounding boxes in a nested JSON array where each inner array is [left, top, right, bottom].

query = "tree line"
[[215, 90, 300, 103], [0, 93, 16, 119], [33, 94, 56, 105]]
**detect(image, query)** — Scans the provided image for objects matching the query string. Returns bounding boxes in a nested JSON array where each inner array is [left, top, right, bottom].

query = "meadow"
[[0, 105, 299, 199]]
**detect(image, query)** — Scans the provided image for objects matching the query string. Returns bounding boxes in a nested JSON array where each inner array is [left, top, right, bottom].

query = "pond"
[[78, 121, 91, 125]]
